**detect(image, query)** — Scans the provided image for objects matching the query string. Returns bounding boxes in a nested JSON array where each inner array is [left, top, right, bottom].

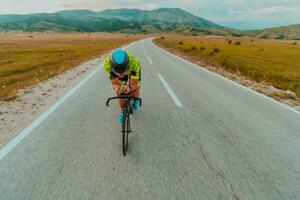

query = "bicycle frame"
[[106, 91, 142, 156]]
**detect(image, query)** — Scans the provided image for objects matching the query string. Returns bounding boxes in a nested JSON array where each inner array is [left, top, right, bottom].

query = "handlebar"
[[106, 94, 142, 107]]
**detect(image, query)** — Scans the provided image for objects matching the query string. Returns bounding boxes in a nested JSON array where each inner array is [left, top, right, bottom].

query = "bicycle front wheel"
[[122, 113, 129, 156]]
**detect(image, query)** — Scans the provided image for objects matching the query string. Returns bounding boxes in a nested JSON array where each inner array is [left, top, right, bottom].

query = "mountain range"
[[242, 24, 300, 40], [0, 8, 299, 40]]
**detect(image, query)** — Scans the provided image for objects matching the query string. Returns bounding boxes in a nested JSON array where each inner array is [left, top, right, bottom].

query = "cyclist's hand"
[[113, 85, 122, 95], [122, 85, 131, 94]]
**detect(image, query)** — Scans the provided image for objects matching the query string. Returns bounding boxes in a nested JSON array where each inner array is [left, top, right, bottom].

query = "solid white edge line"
[[158, 73, 183, 107], [0, 40, 139, 161], [0, 66, 102, 161], [152, 40, 300, 115]]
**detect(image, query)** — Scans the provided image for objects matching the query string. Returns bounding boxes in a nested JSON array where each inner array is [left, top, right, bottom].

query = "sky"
[[1, 0, 300, 30]]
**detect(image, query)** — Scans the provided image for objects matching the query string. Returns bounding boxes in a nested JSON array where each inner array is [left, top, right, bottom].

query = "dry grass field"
[[0, 33, 145, 101], [155, 36, 300, 98]]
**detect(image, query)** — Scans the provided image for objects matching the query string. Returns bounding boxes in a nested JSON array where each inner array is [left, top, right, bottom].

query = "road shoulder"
[[153, 39, 300, 112], [0, 56, 104, 148]]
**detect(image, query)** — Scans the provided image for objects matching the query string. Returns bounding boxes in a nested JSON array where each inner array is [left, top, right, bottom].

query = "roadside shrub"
[[191, 46, 197, 50], [179, 41, 183, 45], [292, 42, 297, 45], [221, 56, 231, 67], [275, 35, 284, 39], [209, 52, 215, 57], [213, 48, 220, 53], [235, 41, 242, 45], [200, 46, 205, 50]]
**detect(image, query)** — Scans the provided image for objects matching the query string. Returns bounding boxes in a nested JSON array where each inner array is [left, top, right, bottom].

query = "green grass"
[[155, 36, 300, 97]]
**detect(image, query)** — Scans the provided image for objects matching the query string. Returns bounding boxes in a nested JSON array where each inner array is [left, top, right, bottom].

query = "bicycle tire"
[[122, 114, 128, 156], [122, 101, 131, 156], [129, 100, 133, 114]]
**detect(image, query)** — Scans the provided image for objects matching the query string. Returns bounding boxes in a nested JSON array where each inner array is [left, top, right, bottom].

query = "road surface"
[[0, 39, 300, 200]]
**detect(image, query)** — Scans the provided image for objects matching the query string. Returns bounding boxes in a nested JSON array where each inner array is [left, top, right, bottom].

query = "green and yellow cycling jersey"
[[104, 51, 141, 86]]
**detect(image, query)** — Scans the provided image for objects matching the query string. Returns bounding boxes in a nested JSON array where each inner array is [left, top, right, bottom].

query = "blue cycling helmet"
[[110, 49, 129, 73]]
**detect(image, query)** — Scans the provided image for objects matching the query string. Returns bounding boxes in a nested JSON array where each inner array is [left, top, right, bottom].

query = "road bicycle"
[[106, 91, 142, 156]]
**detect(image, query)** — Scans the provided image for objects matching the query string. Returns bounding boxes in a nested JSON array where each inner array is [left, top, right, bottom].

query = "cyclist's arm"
[[104, 56, 122, 94], [128, 53, 141, 91], [112, 78, 123, 94], [129, 79, 138, 91]]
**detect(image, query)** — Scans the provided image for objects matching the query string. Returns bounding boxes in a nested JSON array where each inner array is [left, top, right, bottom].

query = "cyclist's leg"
[[118, 96, 125, 123], [118, 99, 125, 110], [131, 86, 140, 97], [132, 82, 141, 110], [118, 80, 127, 110], [131, 71, 141, 97], [130, 68, 141, 98]]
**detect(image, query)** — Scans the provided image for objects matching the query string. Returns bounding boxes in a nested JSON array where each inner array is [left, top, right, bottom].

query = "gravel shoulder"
[[0, 56, 105, 148]]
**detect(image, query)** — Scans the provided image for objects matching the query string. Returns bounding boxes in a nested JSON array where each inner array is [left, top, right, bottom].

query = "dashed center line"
[[158, 73, 183, 107], [143, 44, 148, 55], [147, 56, 153, 64], [143, 43, 153, 64]]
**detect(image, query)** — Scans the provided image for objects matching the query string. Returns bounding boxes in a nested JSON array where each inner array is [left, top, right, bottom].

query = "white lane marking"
[[147, 56, 153, 64], [143, 42, 153, 64], [158, 73, 183, 107], [152, 40, 300, 115], [144, 50, 148, 55], [0, 40, 138, 160], [143, 49, 148, 57], [0, 66, 102, 160], [142, 43, 147, 54]]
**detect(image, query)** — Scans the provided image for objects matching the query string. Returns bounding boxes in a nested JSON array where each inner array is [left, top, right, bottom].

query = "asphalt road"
[[0, 39, 300, 200]]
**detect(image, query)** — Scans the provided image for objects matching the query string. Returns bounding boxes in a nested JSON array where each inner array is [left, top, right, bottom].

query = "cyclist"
[[104, 49, 141, 123]]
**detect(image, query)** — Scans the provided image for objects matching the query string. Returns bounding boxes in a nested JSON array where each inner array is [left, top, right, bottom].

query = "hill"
[[244, 24, 300, 40], [0, 8, 231, 35], [1, 8, 299, 39]]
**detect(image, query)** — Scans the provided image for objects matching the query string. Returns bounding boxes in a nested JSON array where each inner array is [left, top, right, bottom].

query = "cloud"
[[229, 0, 246, 4], [59, 0, 300, 29], [1, 0, 300, 29], [62, 0, 158, 11], [253, 5, 300, 14]]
